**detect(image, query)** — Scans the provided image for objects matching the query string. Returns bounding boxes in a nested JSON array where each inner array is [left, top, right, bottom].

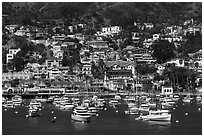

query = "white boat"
[[161, 98, 175, 109], [46, 96, 54, 103], [125, 106, 139, 115], [139, 104, 150, 112], [136, 110, 171, 122], [55, 100, 64, 107], [3, 100, 14, 108], [28, 107, 40, 117], [148, 102, 157, 109], [172, 95, 180, 102], [72, 98, 81, 106], [29, 100, 42, 109], [109, 99, 119, 107], [71, 106, 91, 122], [128, 102, 137, 108], [183, 96, 194, 103], [88, 107, 98, 116], [60, 101, 75, 110], [114, 95, 121, 100], [82, 99, 91, 108], [196, 96, 202, 103], [12, 96, 23, 106], [96, 98, 106, 109]]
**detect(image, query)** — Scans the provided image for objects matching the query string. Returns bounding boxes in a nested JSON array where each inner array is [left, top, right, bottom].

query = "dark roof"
[[106, 70, 132, 76], [105, 60, 134, 67]]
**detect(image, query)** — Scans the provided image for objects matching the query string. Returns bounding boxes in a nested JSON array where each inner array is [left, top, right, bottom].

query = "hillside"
[[2, 2, 202, 27]]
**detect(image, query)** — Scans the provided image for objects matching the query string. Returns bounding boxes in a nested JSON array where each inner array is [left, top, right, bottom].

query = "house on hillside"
[[6, 48, 21, 63], [45, 57, 62, 68], [101, 26, 122, 36], [104, 60, 136, 91], [161, 86, 173, 95], [165, 58, 185, 67], [82, 63, 92, 76]]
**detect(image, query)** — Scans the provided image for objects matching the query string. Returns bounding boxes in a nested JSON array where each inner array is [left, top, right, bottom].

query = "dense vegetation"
[[2, 2, 202, 28]]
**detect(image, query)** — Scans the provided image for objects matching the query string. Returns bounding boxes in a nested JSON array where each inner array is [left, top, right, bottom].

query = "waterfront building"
[[2, 87, 22, 95], [104, 60, 135, 91]]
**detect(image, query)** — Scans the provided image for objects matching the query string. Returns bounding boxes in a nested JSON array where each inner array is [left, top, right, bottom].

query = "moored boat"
[[136, 110, 171, 122], [88, 107, 98, 116], [71, 106, 91, 122], [28, 107, 40, 117], [29, 100, 42, 109], [109, 99, 119, 107], [125, 106, 139, 115], [12, 95, 23, 106], [3, 100, 14, 108]]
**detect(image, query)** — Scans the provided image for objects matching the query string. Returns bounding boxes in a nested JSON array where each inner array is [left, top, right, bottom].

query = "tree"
[[9, 79, 20, 87], [183, 32, 202, 54], [137, 64, 157, 75], [163, 66, 198, 91], [152, 40, 175, 64]]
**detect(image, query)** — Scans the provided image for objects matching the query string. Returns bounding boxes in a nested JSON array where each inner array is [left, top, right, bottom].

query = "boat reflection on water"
[[28, 117, 39, 125], [71, 120, 88, 131], [145, 120, 171, 127]]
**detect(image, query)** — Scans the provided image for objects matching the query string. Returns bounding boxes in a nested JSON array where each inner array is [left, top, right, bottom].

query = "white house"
[[166, 58, 185, 67], [144, 23, 154, 29], [101, 26, 122, 35], [82, 63, 92, 76], [14, 29, 27, 36], [48, 68, 61, 79], [6, 48, 21, 63], [161, 86, 173, 95]]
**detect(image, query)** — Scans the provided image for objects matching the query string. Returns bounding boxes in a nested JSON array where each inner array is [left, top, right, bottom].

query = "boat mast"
[[133, 60, 137, 102]]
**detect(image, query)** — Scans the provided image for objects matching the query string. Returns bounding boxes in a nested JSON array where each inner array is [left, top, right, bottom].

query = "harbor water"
[[2, 99, 202, 135]]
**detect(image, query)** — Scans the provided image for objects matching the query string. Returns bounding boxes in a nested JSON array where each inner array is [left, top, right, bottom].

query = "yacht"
[[46, 96, 54, 103], [82, 99, 91, 108], [136, 110, 171, 122], [96, 98, 106, 109], [71, 106, 91, 122], [28, 107, 40, 117], [109, 99, 119, 107], [161, 98, 175, 109], [60, 101, 75, 110], [72, 98, 81, 106], [88, 107, 98, 116], [12, 95, 23, 106], [29, 100, 42, 109], [125, 106, 139, 115], [3, 100, 14, 108], [172, 95, 180, 102], [138, 104, 150, 114]]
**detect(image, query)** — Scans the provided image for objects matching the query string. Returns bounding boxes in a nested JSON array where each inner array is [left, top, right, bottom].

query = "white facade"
[[82, 64, 92, 76], [166, 59, 185, 67], [14, 30, 27, 36], [161, 86, 173, 95], [48, 68, 61, 79], [6, 48, 21, 63], [101, 26, 122, 35]]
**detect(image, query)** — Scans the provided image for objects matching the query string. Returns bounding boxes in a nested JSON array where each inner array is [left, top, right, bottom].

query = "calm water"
[[2, 99, 202, 135]]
